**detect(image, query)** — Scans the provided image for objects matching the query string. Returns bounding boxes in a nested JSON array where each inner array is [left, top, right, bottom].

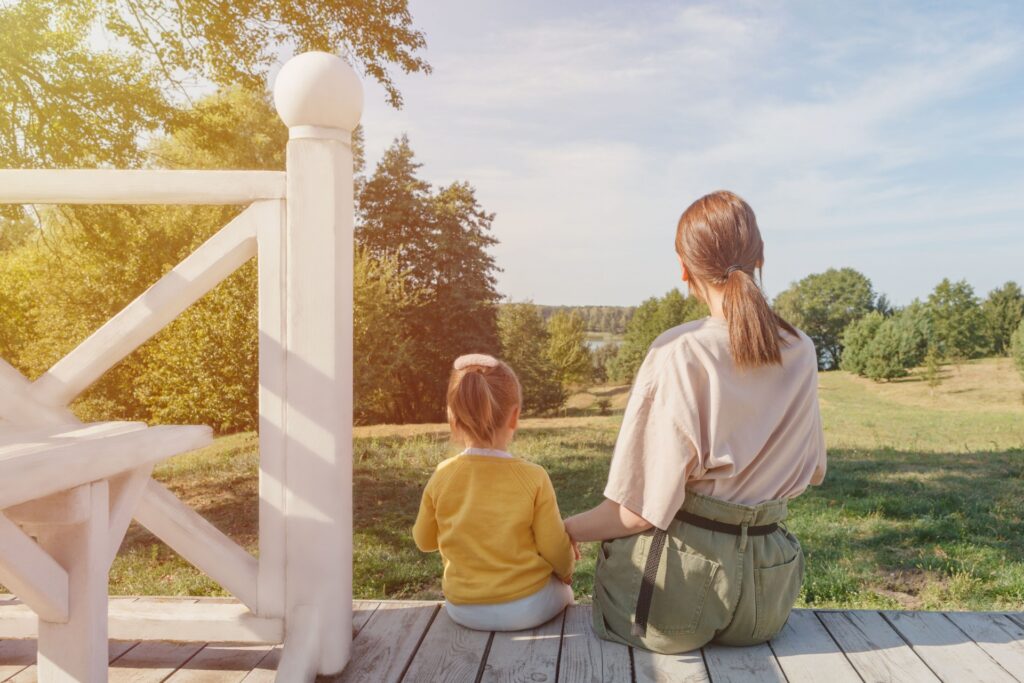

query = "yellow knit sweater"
[[412, 453, 576, 605]]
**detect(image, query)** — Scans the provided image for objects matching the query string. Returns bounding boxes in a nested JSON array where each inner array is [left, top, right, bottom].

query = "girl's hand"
[[561, 573, 573, 585], [570, 539, 582, 561]]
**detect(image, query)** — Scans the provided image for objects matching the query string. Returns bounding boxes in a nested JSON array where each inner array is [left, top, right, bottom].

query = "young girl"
[[564, 190, 827, 654], [413, 353, 576, 631]]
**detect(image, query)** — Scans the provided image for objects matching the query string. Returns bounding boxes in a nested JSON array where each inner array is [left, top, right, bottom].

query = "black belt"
[[630, 511, 780, 638]]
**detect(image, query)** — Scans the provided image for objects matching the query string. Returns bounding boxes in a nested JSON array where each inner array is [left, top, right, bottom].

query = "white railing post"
[[272, 51, 363, 678]]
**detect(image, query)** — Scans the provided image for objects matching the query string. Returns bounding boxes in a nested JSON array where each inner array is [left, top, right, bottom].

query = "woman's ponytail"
[[676, 191, 798, 369]]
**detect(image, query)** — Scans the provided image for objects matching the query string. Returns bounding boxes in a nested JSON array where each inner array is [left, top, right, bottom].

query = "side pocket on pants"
[[752, 549, 804, 641]]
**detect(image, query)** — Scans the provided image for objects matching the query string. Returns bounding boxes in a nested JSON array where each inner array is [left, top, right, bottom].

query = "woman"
[[564, 190, 826, 654]]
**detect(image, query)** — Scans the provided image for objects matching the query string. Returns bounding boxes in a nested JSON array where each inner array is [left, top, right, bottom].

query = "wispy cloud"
[[360, 0, 1024, 305]]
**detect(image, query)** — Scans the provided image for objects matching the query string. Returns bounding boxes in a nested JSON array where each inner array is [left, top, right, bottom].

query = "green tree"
[[773, 268, 878, 369], [357, 137, 501, 422], [927, 278, 987, 360], [1011, 319, 1024, 380], [840, 311, 885, 376], [891, 299, 932, 369], [863, 319, 908, 381], [498, 303, 565, 414], [591, 343, 620, 384], [610, 289, 707, 382], [924, 345, 943, 391], [353, 249, 421, 424], [546, 311, 592, 389], [981, 282, 1024, 356]]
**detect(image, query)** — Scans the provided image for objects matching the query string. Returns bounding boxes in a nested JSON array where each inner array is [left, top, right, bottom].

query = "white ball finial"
[[273, 51, 363, 132]]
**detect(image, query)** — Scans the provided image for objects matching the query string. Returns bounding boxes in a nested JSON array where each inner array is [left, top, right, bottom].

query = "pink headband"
[[454, 353, 500, 370]]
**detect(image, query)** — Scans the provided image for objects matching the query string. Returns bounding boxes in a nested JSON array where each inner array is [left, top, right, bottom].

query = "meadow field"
[[109, 358, 1024, 611]]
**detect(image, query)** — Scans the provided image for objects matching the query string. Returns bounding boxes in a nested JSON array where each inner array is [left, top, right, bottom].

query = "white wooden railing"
[[0, 51, 363, 680]]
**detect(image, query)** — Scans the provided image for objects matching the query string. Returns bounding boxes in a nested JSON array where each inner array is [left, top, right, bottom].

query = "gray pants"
[[592, 490, 803, 654]]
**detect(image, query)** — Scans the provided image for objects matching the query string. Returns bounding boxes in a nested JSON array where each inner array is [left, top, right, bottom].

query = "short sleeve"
[[603, 347, 701, 530]]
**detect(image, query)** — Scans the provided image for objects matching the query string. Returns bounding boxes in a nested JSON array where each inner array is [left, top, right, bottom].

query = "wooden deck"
[[2, 599, 1024, 682]]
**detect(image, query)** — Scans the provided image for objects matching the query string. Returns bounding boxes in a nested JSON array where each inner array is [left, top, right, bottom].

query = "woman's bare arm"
[[563, 498, 654, 542]]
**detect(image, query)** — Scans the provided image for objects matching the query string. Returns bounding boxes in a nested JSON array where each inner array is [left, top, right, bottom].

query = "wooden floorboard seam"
[[811, 609, 868, 683], [395, 602, 441, 683], [878, 610, 951, 683], [472, 632, 495, 683], [939, 611, 1023, 683]]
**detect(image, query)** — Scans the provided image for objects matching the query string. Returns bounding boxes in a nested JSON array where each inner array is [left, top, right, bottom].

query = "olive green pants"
[[592, 490, 803, 654]]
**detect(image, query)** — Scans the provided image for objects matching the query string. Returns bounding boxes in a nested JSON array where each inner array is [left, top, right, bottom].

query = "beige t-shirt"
[[604, 316, 827, 530]]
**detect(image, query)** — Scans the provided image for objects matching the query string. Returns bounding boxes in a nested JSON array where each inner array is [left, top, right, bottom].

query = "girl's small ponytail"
[[447, 355, 522, 446]]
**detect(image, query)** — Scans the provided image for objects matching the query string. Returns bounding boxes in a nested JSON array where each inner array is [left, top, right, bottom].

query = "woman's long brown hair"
[[675, 190, 797, 368]]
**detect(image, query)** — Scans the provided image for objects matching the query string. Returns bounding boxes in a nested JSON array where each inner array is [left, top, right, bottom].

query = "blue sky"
[[357, 1, 1024, 307]]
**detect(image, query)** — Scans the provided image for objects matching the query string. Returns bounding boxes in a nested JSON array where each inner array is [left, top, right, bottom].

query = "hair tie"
[[724, 265, 744, 277], [454, 353, 500, 370]]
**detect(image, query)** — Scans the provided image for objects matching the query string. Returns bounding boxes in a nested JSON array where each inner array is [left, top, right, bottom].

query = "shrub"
[[840, 311, 885, 375], [863, 319, 908, 381], [1012, 318, 1024, 380]]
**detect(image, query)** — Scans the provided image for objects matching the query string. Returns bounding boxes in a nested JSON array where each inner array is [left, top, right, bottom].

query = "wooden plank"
[[0, 424, 212, 510], [32, 202, 267, 407], [0, 511, 68, 622], [337, 602, 439, 683], [559, 605, 632, 682], [6, 640, 138, 682], [819, 610, 940, 682], [633, 647, 709, 683], [0, 639, 35, 680], [353, 600, 380, 637], [946, 612, 1024, 677], [239, 647, 280, 682], [479, 609, 565, 683], [703, 642, 785, 683], [884, 611, 1016, 682], [134, 480, 259, 611], [165, 644, 272, 682], [402, 606, 489, 682], [108, 641, 205, 682], [0, 358, 77, 427], [769, 610, 861, 683], [0, 169, 286, 205]]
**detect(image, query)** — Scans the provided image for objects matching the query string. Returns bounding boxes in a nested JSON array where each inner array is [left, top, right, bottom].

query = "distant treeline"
[[533, 305, 636, 334]]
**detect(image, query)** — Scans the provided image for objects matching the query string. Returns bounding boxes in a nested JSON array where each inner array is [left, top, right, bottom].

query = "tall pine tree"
[[357, 136, 501, 422]]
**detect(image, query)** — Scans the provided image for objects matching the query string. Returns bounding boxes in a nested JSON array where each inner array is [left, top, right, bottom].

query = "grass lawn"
[[108, 357, 1024, 611]]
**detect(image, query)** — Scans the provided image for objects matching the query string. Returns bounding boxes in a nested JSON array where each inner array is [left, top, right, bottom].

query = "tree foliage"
[[498, 303, 565, 415], [536, 305, 635, 334], [546, 311, 592, 389], [927, 278, 987, 360], [773, 267, 878, 370], [1011, 319, 1024, 381], [357, 136, 501, 422], [981, 281, 1024, 357], [839, 311, 885, 376]]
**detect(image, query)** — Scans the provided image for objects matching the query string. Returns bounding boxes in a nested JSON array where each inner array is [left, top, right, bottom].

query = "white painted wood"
[[106, 466, 155, 566], [134, 480, 259, 611], [32, 203, 269, 407], [702, 642, 786, 683], [0, 424, 211, 509], [0, 638, 36, 679], [0, 169, 285, 205], [0, 511, 69, 622], [946, 611, 1024, 676], [9, 641, 140, 683], [337, 602, 438, 683], [402, 606, 488, 682], [274, 604, 318, 682], [257, 198, 287, 621], [36, 480, 109, 682], [769, 610, 861, 683], [6, 486, 92, 526], [275, 52, 362, 677], [559, 605, 632, 682], [480, 610, 565, 683], [632, 648, 710, 683], [0, 599, 381, 643], [884, 610, 1016, 682], [0, 420, 146, 451], [0, 358, 77, 426], [818, 610, 940, 682]]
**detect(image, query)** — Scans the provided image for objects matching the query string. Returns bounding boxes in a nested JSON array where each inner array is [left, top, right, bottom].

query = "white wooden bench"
[[0, 420, 211, 681]]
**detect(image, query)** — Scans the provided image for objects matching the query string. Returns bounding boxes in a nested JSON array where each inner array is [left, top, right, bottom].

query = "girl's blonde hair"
[[676, 190, 798, 368], [446, 354, 522, 446]]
